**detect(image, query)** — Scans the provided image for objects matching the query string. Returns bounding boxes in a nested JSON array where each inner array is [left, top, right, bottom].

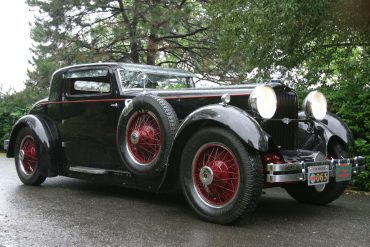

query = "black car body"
[[5, 63, 366, 224]]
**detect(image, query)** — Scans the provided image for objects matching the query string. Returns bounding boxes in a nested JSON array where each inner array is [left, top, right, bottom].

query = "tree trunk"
[[147, 33, 159, 65], [130, 42, 140, 63]]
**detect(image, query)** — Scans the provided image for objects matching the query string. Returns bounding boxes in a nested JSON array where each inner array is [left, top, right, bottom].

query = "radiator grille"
[[263, 89, 298, 150]]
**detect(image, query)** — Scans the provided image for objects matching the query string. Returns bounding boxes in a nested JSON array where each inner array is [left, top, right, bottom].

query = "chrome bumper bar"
[[266, 156, 367, 183]]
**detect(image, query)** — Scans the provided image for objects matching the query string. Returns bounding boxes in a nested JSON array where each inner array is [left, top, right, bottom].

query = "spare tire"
[[117, 94, 178, 176]]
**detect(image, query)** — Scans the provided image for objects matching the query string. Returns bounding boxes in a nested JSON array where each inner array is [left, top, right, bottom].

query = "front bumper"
[[266, 156, 367, 183]]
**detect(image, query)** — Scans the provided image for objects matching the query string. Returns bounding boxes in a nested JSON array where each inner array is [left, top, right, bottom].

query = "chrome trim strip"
[[266, 163, 302, 172], [266, 174, 303, 183], [69, 166, 109, 174], [69, 166, 132, 176]]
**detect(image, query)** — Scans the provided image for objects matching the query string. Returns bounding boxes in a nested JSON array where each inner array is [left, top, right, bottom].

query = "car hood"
[[121, 82, 287, 99]]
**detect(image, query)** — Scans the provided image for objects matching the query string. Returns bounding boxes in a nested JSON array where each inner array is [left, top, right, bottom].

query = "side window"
[[71, 80, 111, 95], [65, 68, 112, 96]]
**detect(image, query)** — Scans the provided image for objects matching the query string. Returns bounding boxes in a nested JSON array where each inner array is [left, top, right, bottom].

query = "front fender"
[[298, 111, 354, 154], [175, 104, 269, 152], [161, 104, 269, 192], [321, 112, 354, 145], [7, 115, 60, 177]]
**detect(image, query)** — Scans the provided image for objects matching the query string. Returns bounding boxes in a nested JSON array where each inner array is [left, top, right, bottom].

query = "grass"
[[0, 151, 6, 157]]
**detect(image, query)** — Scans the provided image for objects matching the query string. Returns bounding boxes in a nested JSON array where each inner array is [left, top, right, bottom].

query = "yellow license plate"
[[307, 165, 329, 186]]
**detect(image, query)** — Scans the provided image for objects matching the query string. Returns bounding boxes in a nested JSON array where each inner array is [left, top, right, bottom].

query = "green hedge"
[[0, 87, 47, 150], [0, 109, 28, 146]]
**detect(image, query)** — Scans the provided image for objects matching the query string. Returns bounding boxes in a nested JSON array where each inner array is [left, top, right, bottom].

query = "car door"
[[59, 66, 123, 169]]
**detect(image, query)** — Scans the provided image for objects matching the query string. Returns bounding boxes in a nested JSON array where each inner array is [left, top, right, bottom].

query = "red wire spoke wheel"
[[180, 127, 263, 224], [19, 135, 38, 175], [193, 143, 240, 207], [14, 127, 46, 186], [117, 94, 178, 176], [126, 111, 162, 165]]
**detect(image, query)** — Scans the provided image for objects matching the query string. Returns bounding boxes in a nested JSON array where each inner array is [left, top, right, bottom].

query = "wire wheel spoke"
[[19, 136, 38, 175], [193, 143, 240, 207], [23, 152, 38, 161], [127, 111, 162, 165]]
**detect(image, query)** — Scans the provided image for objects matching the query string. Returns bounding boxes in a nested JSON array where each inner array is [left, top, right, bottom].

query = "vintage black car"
[[5, 63, 366, 224]]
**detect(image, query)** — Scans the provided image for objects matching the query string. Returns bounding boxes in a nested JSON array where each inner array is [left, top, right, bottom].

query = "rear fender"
[[7, 115, 61, 177]]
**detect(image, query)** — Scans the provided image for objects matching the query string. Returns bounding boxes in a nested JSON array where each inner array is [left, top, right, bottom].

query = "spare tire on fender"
[[117, 94, 178, 176]]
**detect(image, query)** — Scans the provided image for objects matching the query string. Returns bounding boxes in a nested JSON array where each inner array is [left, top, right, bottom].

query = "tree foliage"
[[0, 87, 47, 148], [27, 0, 215, 88], [208, 0, 370, 83]]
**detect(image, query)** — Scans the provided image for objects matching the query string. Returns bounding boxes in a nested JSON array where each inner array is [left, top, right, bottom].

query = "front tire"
[[284, 143, 349, 205], [180, 127, 263, 224], [14, 127, 46, 186]]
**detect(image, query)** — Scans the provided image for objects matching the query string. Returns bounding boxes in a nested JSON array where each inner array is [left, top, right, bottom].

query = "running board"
[[69, 166, 131, 176]]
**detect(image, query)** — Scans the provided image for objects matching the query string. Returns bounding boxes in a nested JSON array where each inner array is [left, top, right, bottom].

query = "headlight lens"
[[303, 91, 327, 120], [249, 85, 277, 119]]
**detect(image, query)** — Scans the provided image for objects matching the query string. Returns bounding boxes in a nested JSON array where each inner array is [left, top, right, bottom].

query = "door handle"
[[110, 103, 119, 108]]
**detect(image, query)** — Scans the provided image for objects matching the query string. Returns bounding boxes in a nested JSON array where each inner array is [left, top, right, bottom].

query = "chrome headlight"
[[249, 85, 277, 119], [303, 91, 327, 120]]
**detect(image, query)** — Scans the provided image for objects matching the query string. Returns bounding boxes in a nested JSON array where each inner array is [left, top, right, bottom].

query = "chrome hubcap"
[[130, 130, 140, 145], [19, 150, 25, 161], [315, 183, 326, 192], [199, 166, 214, 186]]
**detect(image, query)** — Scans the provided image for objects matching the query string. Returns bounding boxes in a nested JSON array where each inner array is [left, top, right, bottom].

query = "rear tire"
[[14, 127, 46, 186], [180, 127, 263, 224], [284, 143, 349, 205]]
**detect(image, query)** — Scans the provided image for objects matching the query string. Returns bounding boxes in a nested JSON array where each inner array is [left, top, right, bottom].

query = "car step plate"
[[307, 165, 329, 186]]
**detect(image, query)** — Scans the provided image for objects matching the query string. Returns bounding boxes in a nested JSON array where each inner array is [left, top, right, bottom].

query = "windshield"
[[118, 68, 193, 90]]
